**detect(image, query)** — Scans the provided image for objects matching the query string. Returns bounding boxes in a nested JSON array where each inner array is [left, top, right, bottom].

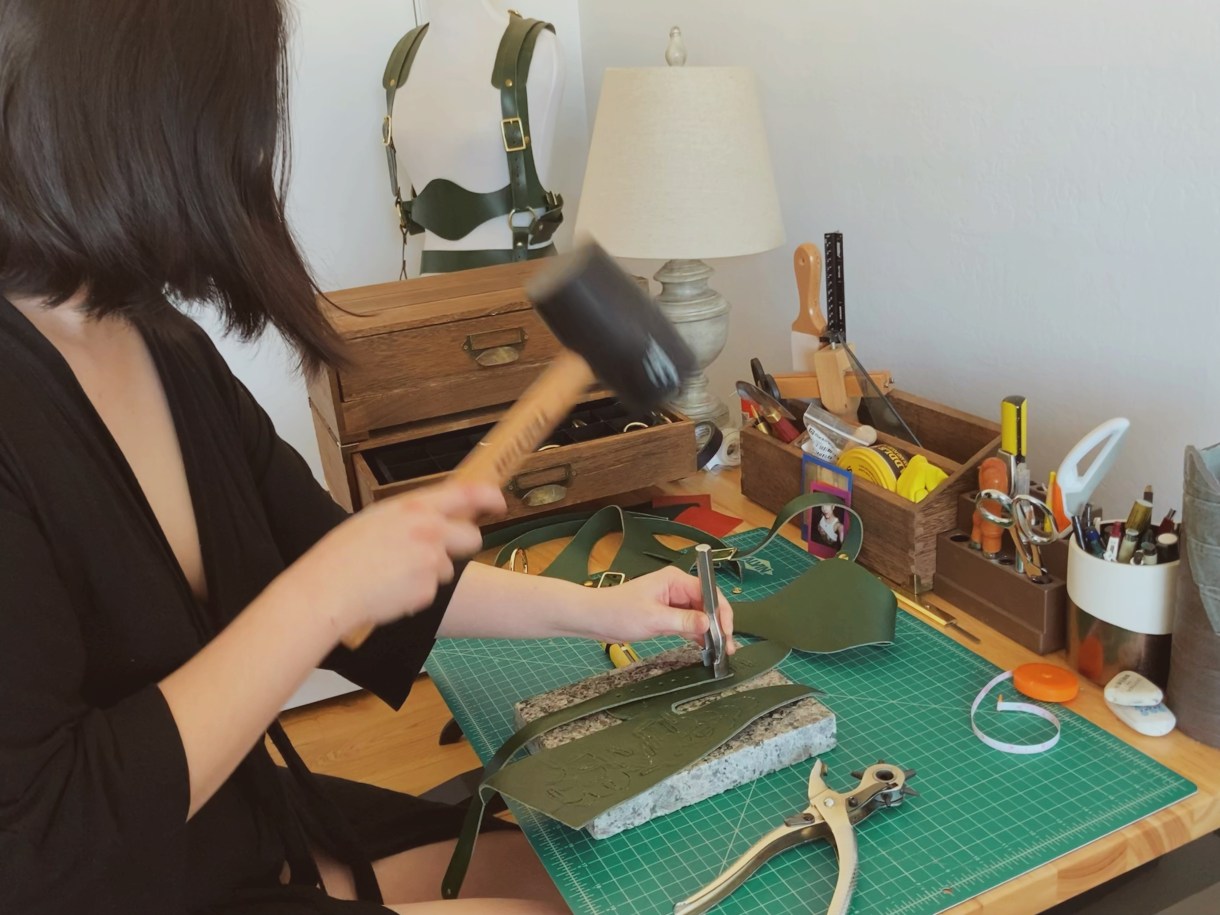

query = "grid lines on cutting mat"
[[426, 531, 1194, 914]]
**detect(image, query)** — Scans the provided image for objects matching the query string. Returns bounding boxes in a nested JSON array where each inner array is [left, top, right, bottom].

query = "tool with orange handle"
[[341, 244, 695, 649], [790, 242, 825, 371]]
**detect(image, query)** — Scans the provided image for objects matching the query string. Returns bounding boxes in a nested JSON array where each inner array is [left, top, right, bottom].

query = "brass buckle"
[[501, 116, 527, 152], [382, 114, 393, 148], [709, 547, 738, 564], [594, 571, 626, 588]]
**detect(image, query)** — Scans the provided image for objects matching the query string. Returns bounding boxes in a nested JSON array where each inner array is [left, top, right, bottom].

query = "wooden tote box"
[[307, 261, 697, 518], [740, 391, 1001, 588]]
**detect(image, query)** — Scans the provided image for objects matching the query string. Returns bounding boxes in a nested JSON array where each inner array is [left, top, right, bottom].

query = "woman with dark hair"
[[0, 2, 733, 913]]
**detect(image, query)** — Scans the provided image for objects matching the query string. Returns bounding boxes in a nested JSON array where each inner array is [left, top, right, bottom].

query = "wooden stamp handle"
[[340, 351, 598, 650]]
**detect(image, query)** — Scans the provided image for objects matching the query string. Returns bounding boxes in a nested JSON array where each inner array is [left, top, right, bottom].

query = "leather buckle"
[[382, 114, 393, 148], [501, 117, 527, 152], [507, 208, 537, 238]]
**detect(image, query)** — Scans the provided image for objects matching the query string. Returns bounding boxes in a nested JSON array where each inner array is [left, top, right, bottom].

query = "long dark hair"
[[0, 0, 344, 371]]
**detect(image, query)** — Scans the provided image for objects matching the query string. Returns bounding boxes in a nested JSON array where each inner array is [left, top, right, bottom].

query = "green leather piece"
[[491, 505, 729, 584], [382, 24, 429, 208], [485, 683, 815, 830], [440, 640, 791, 898], [734, 558, 897, 653], [419, 243, 555, 274], [380, 15, 563, 261], [492, 17, 560, 257]]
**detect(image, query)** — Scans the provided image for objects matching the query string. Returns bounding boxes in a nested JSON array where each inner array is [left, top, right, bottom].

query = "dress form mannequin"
[[394, 0, 564, 268]]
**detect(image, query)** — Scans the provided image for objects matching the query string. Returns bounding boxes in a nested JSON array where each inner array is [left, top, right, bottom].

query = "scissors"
[[974, 488, 1061, 581]]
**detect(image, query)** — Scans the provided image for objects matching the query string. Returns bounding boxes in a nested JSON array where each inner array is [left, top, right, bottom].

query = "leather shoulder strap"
[[382, 24, 429, 229], [490, 16, 563, 259]]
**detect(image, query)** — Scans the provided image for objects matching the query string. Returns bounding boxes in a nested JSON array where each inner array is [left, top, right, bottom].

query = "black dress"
[[0, 299, 505, 914]]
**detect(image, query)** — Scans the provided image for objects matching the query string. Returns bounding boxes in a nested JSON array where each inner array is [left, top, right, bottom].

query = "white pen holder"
[[1066, 537, 1179, 687]]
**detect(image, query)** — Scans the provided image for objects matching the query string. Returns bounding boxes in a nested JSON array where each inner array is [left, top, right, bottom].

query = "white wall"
[[578, 1, 1220, 515], [200, 0, 589, 486]]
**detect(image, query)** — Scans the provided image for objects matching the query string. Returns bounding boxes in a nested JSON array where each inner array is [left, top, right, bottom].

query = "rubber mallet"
[[342, 242, 695, 648]]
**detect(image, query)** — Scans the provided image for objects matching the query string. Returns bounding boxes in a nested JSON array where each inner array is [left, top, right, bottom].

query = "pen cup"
[[1065, 536, 1179, 687]]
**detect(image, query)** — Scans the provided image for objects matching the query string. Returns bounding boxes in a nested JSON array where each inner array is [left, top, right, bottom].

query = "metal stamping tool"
[[673, 759, 917, 915], [695, 543, 729, 679]]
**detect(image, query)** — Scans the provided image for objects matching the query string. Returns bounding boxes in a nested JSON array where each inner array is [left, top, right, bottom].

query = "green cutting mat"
[[427, 531, 1195, 914]]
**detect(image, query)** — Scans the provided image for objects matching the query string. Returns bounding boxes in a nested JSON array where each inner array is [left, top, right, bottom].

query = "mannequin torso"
[[393, 0, 564, 263]]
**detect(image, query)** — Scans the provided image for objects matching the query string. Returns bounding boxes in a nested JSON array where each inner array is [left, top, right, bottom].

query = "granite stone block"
[[514, 645, 835, 838]]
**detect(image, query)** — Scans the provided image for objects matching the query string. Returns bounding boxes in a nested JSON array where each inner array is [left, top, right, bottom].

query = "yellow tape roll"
[[837, 444, 911, 491], [895, 454, 949, 503]]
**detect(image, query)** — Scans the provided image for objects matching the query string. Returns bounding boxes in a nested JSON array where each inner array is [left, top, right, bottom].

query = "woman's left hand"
[[581, 567, 736, 653]]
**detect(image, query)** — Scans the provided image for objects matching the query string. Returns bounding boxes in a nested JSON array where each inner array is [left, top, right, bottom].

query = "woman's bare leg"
[[317, 830, 567, 912]]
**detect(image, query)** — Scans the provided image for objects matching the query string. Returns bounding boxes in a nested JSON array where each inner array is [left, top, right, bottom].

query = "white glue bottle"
[[802, 402, 877, 462]]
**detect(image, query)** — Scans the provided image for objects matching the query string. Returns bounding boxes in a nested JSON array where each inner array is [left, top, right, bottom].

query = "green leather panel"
[[440, 640, 790, 898], [485, 684, 815, 830], [419, 243, 555, 274], [734, 558, 897, 653]]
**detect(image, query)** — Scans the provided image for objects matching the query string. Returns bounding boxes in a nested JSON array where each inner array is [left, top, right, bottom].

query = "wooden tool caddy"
[[932, 491, 1069, 654], [740, 390, 1000, 588], [308, 261, 697, 517]]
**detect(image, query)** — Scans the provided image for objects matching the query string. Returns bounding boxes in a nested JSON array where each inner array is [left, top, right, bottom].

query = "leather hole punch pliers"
[[673, 759, 917, 915]]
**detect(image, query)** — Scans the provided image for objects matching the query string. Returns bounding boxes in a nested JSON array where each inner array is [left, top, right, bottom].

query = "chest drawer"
[[310, 260, 560, 443], [351, 398, 696, 521]]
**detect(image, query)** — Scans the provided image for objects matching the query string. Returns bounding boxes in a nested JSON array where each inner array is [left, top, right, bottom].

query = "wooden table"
[[284, 467, 1220, 912], [677, 468, 1220, 913]]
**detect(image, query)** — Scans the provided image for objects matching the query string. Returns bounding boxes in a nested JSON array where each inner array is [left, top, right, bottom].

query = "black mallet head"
[[527, 243, 696, 411]]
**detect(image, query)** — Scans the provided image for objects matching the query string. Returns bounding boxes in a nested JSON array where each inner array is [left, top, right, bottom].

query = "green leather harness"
[[382, 14, 564, 274]]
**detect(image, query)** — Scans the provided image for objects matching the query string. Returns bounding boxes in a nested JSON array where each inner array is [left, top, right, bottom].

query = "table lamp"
[[574, 28, 785, 431]]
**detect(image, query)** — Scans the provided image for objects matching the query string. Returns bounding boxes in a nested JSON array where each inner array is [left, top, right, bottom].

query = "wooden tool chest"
[[739, 390, 1001, 588], [308, 261, 698, 517]]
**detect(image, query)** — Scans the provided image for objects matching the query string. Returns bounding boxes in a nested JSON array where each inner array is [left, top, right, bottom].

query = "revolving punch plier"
[[674, 759, 918, 915]]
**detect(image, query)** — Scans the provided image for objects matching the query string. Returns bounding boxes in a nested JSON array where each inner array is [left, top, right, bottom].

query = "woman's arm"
[[161, 483, 503, 818], [440, 562, 736, 650]]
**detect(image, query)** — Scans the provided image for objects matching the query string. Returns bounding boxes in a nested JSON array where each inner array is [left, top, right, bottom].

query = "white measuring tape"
[[970, 670, 1062, 754]]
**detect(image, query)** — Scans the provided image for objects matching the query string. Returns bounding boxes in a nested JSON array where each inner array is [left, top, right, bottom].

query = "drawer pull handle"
[[463, 327, 527, 367], [507, 464, 573, 506]]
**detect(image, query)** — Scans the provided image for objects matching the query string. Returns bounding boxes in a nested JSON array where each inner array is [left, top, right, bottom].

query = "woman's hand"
[[580, 567, 737, 652], [287, 482, 507, 638]]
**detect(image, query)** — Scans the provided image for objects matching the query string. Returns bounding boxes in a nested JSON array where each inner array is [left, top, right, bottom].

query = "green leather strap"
[[491, 16, 563, 258], [382, 24, 429, 231], [491, 505, 730, 584], [734, 559, 898, 653], [419, 243, 555, 274], [440, 640, 791, 898], [381, 15, 564, 268], [486, 683, 814, 830]]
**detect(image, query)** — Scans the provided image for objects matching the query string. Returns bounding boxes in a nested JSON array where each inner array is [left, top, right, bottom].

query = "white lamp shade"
[[575, 66, 785, 261]]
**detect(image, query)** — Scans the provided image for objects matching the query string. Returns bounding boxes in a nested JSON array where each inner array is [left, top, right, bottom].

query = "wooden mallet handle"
[[340, 350, 597, 649]]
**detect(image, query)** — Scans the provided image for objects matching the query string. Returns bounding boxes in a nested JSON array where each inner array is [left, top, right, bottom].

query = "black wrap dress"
[[0, 298, 503, 914]]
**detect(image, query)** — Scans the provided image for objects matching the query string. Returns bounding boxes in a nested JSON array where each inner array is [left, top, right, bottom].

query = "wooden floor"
[[278, 676, 478, 797]]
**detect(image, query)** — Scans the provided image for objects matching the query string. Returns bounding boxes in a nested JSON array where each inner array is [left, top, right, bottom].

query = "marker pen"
[[1116, 526, 1141, 564], [1104, 522, 1123, 562], [1156, 509, 1177, 536], [1083, 526, 1106, 559], [1156, 532, 1179, 564]]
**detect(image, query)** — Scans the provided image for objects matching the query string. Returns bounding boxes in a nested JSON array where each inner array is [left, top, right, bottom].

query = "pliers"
[[673, 759, 917, 915]]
